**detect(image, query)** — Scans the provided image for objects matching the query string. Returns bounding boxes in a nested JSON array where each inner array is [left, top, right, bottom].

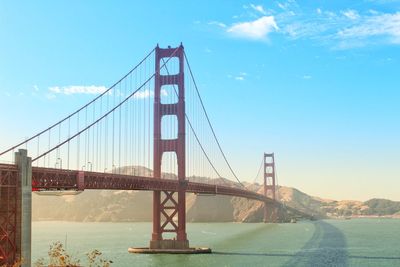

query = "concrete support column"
[[15, 149, 32, 267]]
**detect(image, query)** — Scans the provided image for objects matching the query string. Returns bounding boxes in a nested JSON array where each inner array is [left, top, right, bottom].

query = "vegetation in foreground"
[[34, 241, 112, 267], [1, 242, 112, 267]]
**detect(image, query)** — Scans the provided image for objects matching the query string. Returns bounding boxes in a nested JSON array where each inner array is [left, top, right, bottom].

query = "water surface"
[[32, 219, 400, 266]]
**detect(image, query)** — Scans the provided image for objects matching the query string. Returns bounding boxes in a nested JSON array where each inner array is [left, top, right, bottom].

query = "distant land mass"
[[32, 166, 400, 222]]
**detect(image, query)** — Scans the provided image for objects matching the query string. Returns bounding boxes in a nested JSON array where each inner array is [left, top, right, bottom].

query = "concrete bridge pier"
[[15, 149, 32, 267]]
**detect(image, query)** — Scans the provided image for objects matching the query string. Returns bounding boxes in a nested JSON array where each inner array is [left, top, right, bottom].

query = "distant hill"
[[363, 199, 400, 216], [32, 166, 400, 222]]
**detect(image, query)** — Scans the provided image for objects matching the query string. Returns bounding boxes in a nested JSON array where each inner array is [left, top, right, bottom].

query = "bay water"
[[32, 219, 400, 266]]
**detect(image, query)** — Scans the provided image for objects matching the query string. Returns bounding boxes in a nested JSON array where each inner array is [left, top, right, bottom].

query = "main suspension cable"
[[160, 58, 223, 179], [32, 47, 179, 162], [0, 48, 156, 157], [253, 157, 264, 184]]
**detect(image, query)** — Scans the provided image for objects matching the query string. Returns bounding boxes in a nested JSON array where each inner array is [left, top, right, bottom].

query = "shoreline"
[[32, 216, 400, 223], [329, 215, 400, 219]]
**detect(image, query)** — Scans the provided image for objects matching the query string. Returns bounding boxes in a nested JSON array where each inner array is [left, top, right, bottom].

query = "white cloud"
[[134, 89, 153, 99], [208, 21, 227, 28], [48, 85, 107, 95], [369, 9, 380, 15], [210, 3, 400, 49], [250, 4, 267, 15], [229, 72, 247, 81], [283, 21, 329, 39], [49, 87, 61, 93], [342, 9, 360, 20], [303, 75, 312, 80], [337, 13, 400, 44], [132, 89, 167, 99], [324, 11, 337, 18], [277, 2, 288, 10], [227, 16, 278, 40], [276, 4, 400, 48]]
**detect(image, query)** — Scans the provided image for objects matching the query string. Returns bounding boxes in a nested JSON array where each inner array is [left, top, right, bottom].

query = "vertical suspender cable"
[[184, 52, 244, 188]]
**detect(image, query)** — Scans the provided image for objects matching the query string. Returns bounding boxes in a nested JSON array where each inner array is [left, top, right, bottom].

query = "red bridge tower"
[[263, 153, 277, 222], [150, 44, 188, 249]]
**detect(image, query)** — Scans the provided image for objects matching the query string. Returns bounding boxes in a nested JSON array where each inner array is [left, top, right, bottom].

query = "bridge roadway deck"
[[0, 164, 273, 203]]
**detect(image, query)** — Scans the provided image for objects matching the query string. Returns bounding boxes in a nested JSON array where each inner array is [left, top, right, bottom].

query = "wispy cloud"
[[275, 3, 400, 48], [49, 85, 107, 95], [133, 89, 168, 99], [283, 21, 329, 40], [209, 2, 400, 49], [229, 72, 248, 81], [208, 21, 227, 28], [227, 16, 278, 40], [277, 2, 289, 11], [134, 89, 153, 99], [342, 9, 360, 20], [46, 93, 56, 100], [337, 12, 400, 45], [47, 85, 168, 101], [250, 4, 267, 15]]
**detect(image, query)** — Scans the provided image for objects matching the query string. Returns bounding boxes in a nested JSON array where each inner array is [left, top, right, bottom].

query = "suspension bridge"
[[0, 44, 286, 265]]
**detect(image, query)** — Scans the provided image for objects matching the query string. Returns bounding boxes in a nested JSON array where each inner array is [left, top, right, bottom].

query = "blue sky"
[[1, 0, 400, 200]]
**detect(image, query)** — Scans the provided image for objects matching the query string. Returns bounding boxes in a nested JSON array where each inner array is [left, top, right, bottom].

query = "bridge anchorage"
[[0, 43, 289, 264]]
